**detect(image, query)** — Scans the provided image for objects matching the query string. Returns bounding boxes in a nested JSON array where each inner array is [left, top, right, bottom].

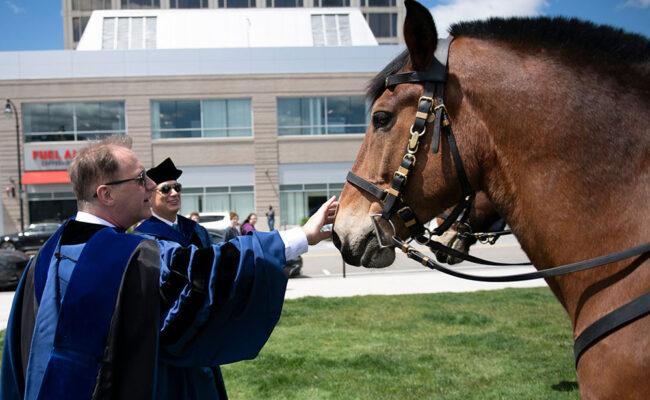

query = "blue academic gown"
[[136, 214, 212, 248], [135, 214, 226, 397], [0, 218, 288, 400]]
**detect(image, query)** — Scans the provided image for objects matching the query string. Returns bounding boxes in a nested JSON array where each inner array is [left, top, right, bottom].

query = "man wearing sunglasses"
[[1, 136, 338, 400], [135, 157, 212, 248]]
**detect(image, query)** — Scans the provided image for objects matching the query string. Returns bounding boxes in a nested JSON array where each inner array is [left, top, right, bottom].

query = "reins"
[[346, 38, 650, 366]]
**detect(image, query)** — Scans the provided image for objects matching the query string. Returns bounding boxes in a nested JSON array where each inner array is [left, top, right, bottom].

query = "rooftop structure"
[[77, 8, 378, 50]]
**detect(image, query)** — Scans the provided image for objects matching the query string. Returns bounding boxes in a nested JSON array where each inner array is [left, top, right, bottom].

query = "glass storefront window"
[[23, 102, 126, 143], [152, 99, 252, 139], [277, 96, 369, 136], [178, 186, 254, 218], [279, 183, 343, 226]]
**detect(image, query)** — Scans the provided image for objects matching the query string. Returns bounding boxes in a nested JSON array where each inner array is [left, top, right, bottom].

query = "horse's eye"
[[372, 111, 392, 130]]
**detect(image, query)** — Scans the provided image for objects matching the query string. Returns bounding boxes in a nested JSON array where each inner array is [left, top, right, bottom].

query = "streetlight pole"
[[4, 99, 24, 231]]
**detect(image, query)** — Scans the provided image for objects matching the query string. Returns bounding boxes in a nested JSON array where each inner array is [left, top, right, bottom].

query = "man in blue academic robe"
[[0, 136, 337, 400], [135, 157, 211, 248]]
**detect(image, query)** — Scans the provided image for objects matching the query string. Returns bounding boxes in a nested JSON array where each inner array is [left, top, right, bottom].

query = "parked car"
[[1, 222, 61, 252], [207, 228, 225, 244], [0, 250, 30, 290], [193, 212, 230, 232]]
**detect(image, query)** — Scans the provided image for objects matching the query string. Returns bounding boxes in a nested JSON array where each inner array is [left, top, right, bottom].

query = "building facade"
[[63, 0, 404, 49], [0, 45, 402, 234]]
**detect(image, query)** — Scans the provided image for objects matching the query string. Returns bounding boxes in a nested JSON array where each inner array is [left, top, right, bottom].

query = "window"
[[266, 0, 301, 6], [311, 14, 351, 46], [219, 0, 256, 7], [72, 16, 90, 43], [23, 102, 126, 143], [72, 0, 111, 11], [280, 183, 343, 226], [27, 192, 77, 223], [170, 0, 207, 7], [365, 13, 397, 38], [121, 0, 160, 8], [151, 99, 253, 139], [277, 96, 369, 136], [367, 0, 395, 6], [179, 186, 254, 218], [102, 17, 157, 49], [314, 0, 349, 6]]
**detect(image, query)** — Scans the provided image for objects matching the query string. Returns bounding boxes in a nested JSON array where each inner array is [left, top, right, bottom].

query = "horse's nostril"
[[332, 230, 341, 250]]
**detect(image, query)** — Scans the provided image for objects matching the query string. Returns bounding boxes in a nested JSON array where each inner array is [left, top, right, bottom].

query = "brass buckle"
[[418, 95, 435, 112], [393, 170, 407, 184], [370, 213, 396, 249]]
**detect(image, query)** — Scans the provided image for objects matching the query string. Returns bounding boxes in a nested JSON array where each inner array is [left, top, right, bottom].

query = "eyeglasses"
[[104, 169, 148, 187], [94, 169, 147, 197], [156, 183, 182, 195]]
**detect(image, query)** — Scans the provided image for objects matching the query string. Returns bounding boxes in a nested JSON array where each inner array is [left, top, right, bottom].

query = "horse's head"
[[334, 0, 482, 268]]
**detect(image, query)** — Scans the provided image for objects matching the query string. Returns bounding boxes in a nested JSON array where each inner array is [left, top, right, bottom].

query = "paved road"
[[287, 234, 546, 299], [0, 234, 546, 329]]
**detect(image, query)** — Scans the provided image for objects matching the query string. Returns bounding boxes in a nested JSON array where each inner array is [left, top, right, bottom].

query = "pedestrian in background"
[[266, 205, 276, 231], [241, 213, 257, 235], [223, 211, 240, 241]]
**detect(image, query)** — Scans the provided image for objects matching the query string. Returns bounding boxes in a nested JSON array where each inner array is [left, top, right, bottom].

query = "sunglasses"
[[94, 169, 147, 197], [157, 183, 182, 195]]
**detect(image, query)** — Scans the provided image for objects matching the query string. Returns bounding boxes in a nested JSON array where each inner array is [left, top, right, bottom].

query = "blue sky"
[[0, 0, 648, 51]]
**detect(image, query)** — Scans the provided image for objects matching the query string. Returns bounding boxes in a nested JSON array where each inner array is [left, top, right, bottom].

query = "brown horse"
[[333, 1, 649, 397], [432, 191, 506, 265]]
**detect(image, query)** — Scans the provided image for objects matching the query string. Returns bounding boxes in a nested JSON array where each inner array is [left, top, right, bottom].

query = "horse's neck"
[[452, 38, 650, 328]]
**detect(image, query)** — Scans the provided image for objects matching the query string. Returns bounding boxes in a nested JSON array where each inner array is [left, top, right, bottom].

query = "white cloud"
[[429, 0, 548, 35], [618, 0, 650, 8], [5, 0, 25, 14]]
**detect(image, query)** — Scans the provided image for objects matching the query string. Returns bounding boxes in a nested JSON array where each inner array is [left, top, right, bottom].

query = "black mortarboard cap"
[[147, 157, 182, 184]]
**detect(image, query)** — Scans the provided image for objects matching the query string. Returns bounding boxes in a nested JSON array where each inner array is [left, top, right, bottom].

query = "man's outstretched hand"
[[302, 196, 338, 245]]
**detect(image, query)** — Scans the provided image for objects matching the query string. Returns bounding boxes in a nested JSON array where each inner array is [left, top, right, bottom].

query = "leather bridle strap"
[[395, 239, 650, 283]]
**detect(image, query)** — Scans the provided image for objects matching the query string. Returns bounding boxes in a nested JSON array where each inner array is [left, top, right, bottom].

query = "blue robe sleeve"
[[0, 260, 33, 400], [157, 230, 287, 367]]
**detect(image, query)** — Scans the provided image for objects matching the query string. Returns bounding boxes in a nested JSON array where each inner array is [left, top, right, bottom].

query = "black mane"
[[367, 17, 649, 104], [450, 16, 649, 66], [366, 49, 409, 105]]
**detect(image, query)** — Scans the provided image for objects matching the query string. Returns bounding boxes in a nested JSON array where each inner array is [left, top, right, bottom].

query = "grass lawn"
[[0, 287, 581, 399], [221, 287, 580, 399]]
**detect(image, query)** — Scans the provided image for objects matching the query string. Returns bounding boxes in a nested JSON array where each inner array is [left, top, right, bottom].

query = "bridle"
[[345, 38, 650, 366]]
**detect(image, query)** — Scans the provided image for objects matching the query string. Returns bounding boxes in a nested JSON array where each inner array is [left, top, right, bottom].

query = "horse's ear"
[[403, 0, 438, 71]]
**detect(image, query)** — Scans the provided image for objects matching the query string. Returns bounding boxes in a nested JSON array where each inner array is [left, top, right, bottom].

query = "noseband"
[[345, 38, 650, 367]]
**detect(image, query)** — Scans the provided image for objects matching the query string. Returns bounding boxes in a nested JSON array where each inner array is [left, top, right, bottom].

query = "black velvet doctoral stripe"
[[211, 242, 240, 311], [160, 248, 191, 309], [20, 261, 37, 385], [159, 247, 214, 346], [92, 240, 160, 400]]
